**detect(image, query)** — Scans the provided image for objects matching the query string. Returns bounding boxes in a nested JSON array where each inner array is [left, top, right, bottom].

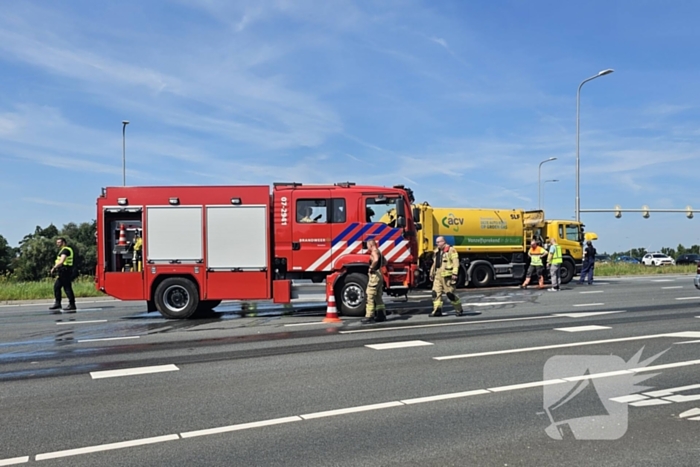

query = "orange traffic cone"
[[323, 278, 342, 323], [118, 224, 127, 246]]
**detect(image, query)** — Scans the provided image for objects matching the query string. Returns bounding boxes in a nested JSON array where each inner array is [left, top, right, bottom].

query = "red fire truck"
[[96, 182, 418, 319]]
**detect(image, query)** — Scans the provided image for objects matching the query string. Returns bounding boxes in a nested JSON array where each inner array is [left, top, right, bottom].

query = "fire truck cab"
[[96, 183, 417, 319]]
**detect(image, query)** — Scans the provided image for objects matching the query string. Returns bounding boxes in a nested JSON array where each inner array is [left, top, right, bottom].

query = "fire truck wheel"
[[155, 277, 200, 319], [337, 272, 368, 317]]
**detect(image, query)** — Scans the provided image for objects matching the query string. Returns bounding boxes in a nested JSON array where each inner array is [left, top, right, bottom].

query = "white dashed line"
[[663, 394, 700, 403], [181, 417, 302, 439], [662, 286, 683, 290], [554, 325, 611, 333], [643, 384, 700, 397], [610, 394, 649, 403], [629, 399, 672, 407], [300, 401, 405, 420], [488, 379, 566, 392], [90, 364, 179, 380], [56, 320, 108, 326], [400, 389, 490, 405], [572, 303, 605, 307], [652, 279, 675, 282], [35, 435, 179, 461], [365, 340, 433, 350], [680, 408, 700, 419], [283, 321, 331, 327], [340, 315, 554, 334], [579, 290, 604, 294], [78, 336, 140, 343], [0, 457, 29, 466], [675, 297, 700, 301], [553, 311, 625, 318]]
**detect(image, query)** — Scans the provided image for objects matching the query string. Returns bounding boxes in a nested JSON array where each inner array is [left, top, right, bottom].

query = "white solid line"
[[78, 336, 140, 343], [300, 401, 404, 420], [579, 290, 604, 294], [553, 311, 625, 318], [610, 394, 649, 403], [662, 286, 683, 290], [679, 408, 700, 419], [676, 297, 700, 301], [0, 457, 29, 466], [56, 320, 108, 326], [674, 339, 700, 345], [670, 331, 700, 338], [629, 399, 672, 407], [488, 379, 566, 392], [401, 389, 490, 405], [180, 416, 302, 439], [572, 303, 605, 307], [563, 370, 633, 381], [554, 325, 612, 333], [643, 384, 700, 397], [283, 321, 329, 327], [632, 359, 700, 373], [90, 364, 179, 380], [434, 332, 692, 360], [35, 434, 179, 461], [365, 340, 433, 350], [340, 315, 554, 334]]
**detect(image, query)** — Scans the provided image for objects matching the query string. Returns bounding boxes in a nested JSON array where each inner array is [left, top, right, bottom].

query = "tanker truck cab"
[[543, 220, 591, 283]]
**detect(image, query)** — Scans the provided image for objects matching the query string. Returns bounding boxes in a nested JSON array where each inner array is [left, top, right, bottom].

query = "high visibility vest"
[[550, 245, 563, 264], [55, 246, 74, 267], [529, 247, 544, 266]]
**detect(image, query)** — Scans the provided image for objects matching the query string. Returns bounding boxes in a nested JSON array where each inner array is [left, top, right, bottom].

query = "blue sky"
[[1, 0, 699, 253]]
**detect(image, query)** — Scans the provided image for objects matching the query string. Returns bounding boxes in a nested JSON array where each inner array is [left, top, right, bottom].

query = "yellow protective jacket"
[[431, 246, 460, 277]]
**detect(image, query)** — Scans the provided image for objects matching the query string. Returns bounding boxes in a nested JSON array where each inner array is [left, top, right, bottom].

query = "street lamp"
[[542, 179, 559, 212], [538, 157, 557, 210], [576, 69, 614, 222], [122, 120, 129, 186]]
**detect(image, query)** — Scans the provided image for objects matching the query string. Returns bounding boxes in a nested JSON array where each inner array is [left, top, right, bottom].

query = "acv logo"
[[441, 214, 463, 232]]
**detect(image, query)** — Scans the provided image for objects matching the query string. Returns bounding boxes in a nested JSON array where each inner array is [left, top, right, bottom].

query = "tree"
[[0, 234, 16, 274]]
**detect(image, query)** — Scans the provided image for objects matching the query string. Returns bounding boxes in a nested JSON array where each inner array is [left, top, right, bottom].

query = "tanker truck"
[[408, 203, 594, 288]]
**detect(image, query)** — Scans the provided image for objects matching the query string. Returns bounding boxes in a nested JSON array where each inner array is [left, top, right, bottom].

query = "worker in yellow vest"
[[547, 237, 563, 291], [430, 236, 464, 317], [520, 240, 546, 289], [49, 237, 76, 313]]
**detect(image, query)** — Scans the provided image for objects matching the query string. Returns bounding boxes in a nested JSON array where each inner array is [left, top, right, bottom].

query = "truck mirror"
[[397, 216, 406, 228], [415, 222, 422, 231], [412, 207, 420, 222]]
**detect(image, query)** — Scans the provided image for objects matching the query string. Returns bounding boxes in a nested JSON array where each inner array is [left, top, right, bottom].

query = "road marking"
[[488, 379, 566, 392], [90, 364, 179, 380], [340, 315, 554, 334], [72, 308, 103, 312], [579, 290, 604, 294], [78, 336, 140, 343], [283, 321, 331, 327], [572, 303, 605, 307], [674, 339, 700, 345], [563, 370, 633, 381], [56, 320, 108, 326], [632, 358, 700, 373], [434, 332, 700, 360], [663, 394, 700, 403], [181, 416, 302, 438], [554, 325, 611, 333], [35, 434, 179, 460], [652, 279, 675, 282], [365, 340, 433, 350], [0, 299, 119, 308], [643, 384, 700, 397], [630, 399, 672, 407], [300, 401, 405, 420], [610, 394, 649, 403], [662, 286, 683, 290], [680, 408, 700, 419], [463, 301, 524, 307], [553, 311, 625, 318], [0, 457, 29, 466], [676, 297, 700, 301], [401, 389, 490, 405]]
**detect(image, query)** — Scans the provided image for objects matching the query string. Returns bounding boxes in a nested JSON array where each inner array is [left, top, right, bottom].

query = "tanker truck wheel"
[[337, 273, 368, 317], [560, 261, 575, 284], [470, 264, 494, 288]]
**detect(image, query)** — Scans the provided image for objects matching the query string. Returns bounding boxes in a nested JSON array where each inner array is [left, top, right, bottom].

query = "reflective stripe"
[[56, 246, 74, 267], [551, 245, 563, 264], [529, 247, 544, 266]]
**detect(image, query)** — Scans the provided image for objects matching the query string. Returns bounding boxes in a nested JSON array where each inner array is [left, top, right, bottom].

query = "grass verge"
[[0, 276, 104, 301], [594, 263, 696, 276]]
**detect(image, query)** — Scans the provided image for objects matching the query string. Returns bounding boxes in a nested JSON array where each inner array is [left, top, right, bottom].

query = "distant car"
[[615, 255, 640, 264], [642, 253, 675, 266], [595, 254, 612, 264], [676, 254, 700, 265]]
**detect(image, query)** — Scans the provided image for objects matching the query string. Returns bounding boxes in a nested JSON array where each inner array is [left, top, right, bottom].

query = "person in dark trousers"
[[49, 237, 76, 313], [579, 240, 597, 285]]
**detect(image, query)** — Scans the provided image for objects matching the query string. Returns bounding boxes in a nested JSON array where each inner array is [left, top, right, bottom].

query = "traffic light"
[[614, 205, 622, 218], [687, 205, 694, 219], [642, 205, 650, 218]]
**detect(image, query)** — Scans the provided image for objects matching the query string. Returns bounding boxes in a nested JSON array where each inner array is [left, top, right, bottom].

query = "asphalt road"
[[1, 275, 699, 466]]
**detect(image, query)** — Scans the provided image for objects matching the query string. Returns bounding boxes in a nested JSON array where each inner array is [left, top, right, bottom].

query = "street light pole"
[[122, 120, 129, 186], [576, 69, 614, 222], [543, 179, 559, 212], [538, 157, 557, 210]]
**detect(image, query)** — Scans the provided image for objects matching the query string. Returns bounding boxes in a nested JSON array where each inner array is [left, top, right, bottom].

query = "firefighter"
[[521, 239, 546, 289], [299, 207, 314, 223], [430, 236, 463, 317], [49, 237, 76, 313], [361, 239, 386, 324]]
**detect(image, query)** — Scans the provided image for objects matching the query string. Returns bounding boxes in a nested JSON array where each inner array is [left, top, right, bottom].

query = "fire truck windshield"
[[367, 197, 402, 226]]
